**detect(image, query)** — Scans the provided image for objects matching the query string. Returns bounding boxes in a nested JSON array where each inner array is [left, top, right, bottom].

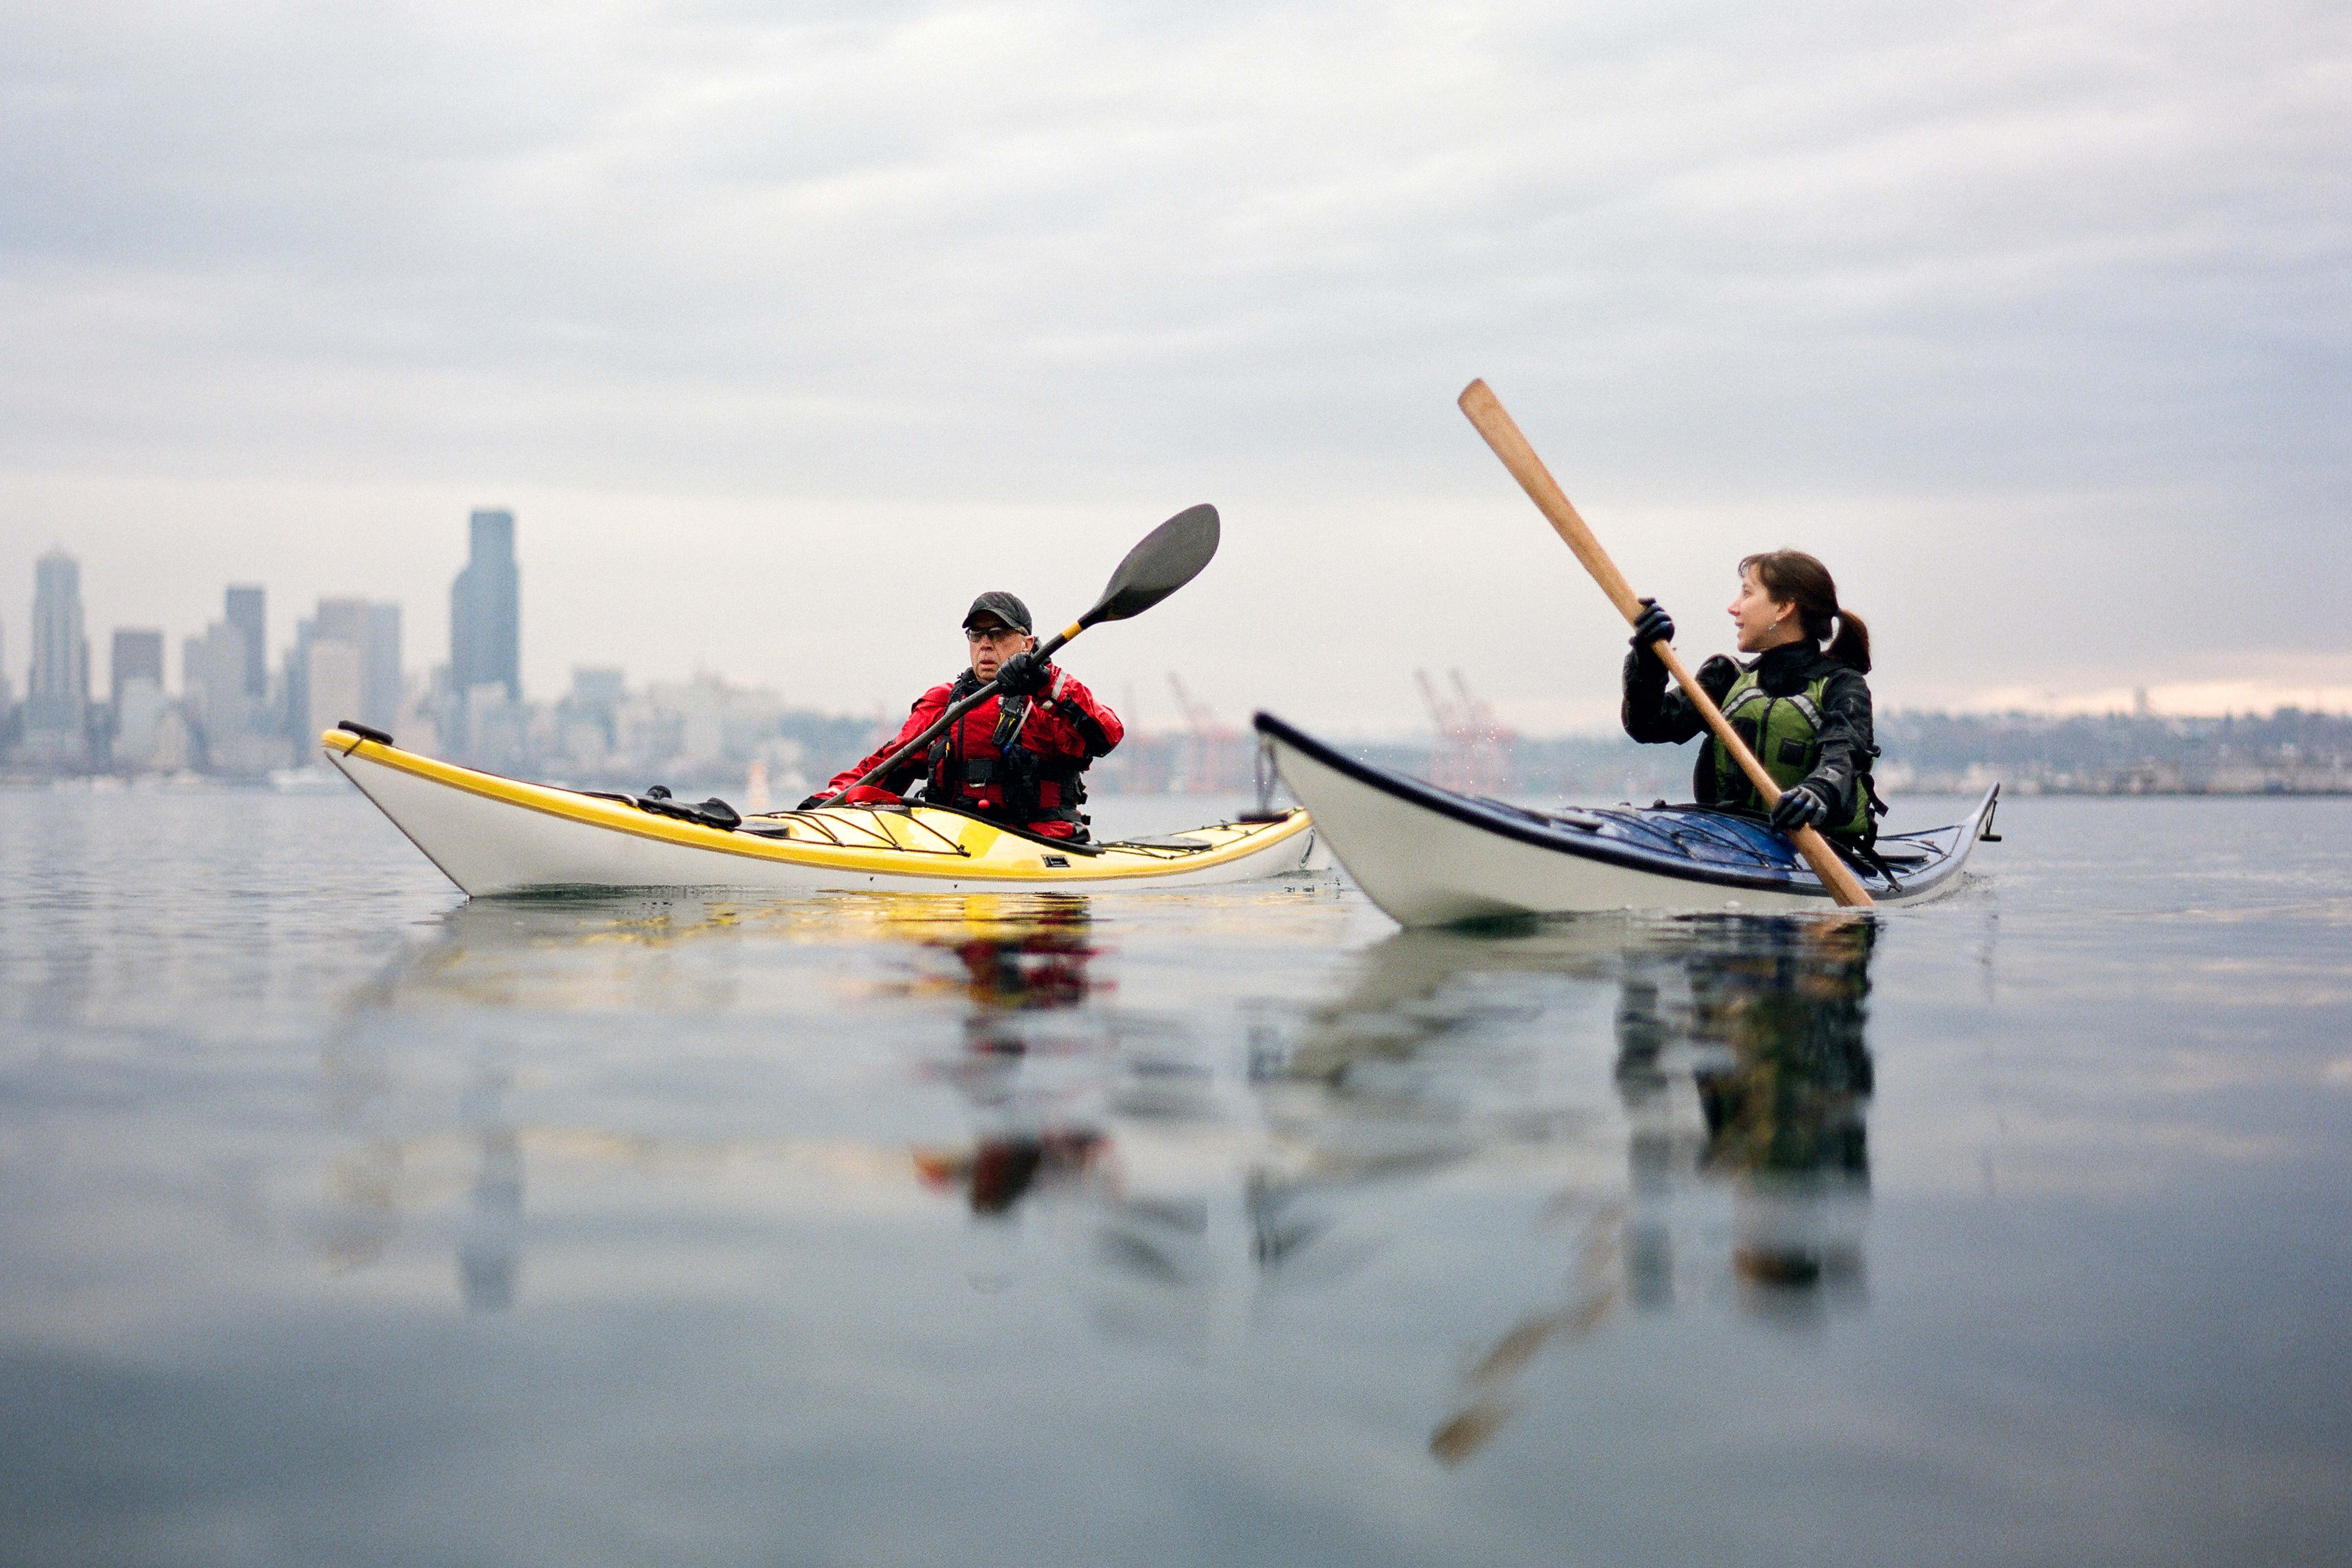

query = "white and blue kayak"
[[1255, 713, 1999, 926]]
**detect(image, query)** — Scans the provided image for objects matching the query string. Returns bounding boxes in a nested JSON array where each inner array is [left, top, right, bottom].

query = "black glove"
[[1629, 598, 1674, 652], [796, 794, 829, 811], [1769, 781, 1833, 833], [993, 649, 1048, 696]]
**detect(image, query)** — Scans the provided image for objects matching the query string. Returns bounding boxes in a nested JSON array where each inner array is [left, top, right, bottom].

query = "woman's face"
[[1727, 568, 1800, 654]]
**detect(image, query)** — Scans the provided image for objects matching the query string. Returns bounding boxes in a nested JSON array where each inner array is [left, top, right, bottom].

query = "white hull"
[[326, 734, 1326, 898], [1258, 714, 1996, 927]]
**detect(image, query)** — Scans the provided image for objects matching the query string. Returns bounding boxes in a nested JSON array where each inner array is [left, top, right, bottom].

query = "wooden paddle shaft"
[[1456, 379, 1874, 909]]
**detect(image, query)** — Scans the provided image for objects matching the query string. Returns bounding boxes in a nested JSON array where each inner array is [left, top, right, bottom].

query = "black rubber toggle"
[[339, 720, 394, 745]]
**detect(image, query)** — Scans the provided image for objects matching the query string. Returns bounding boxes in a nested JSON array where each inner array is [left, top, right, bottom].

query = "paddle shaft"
[[816, 620, 1087, 806], [1456, 379, 1874, 908]]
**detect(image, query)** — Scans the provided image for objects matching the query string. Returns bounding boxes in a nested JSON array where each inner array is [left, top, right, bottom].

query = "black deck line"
[[1253, 711, 1991, 902]]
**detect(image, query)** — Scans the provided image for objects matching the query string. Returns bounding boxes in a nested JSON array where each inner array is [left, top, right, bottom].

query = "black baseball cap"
[[962, 592, 1032, 633]]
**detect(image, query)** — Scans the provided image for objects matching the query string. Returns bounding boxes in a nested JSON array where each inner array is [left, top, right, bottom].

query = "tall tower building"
[[363, 601, 403, 732], [187, 586, 284, 774], [282, 616, 312, 741], [225, 585, 266, 698], [25, 550, 91, 765], [308, 599, 367, 739], [110, 628, 164, 714], [307, 597, 404, 735], [111, 628, 166, 769], [451, 509, 520, 703]]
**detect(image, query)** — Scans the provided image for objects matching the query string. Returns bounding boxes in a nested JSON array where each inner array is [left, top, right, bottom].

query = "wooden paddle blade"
[[1459, 380, 1645, 623], [1083, 503, 1220, 624]]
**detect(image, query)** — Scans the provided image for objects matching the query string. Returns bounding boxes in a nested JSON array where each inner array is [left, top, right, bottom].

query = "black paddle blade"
[[1082, 504, 1220, 625]]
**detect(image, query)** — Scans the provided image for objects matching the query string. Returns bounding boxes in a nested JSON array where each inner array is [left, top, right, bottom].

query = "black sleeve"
[[1694, 654, 1740, 704], [1623, 652, 1738, 746], [1068, 709, 1115, 756], [1803, 668, 1875, 819]]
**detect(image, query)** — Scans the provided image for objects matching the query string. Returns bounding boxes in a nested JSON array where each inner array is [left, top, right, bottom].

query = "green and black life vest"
[[1709, 668, 1874, 836]]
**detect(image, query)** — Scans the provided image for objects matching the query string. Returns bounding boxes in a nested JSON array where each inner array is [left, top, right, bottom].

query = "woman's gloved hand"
[[1629, 598, 1674, 651], [1769, 781, 1834, 833]]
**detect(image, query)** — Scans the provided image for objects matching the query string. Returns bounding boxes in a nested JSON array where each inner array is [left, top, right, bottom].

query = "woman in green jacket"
[[1621, 551, 1879, 841]]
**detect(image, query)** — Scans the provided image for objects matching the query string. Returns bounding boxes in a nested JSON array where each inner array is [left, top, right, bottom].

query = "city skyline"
[[7, 497, 2349, 758], [6, 506, 2346, 800]]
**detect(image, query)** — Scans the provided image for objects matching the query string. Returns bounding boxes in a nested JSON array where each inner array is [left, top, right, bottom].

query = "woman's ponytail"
[[1739, 550, 1870, 673], [1824, 608, 1871, 673]]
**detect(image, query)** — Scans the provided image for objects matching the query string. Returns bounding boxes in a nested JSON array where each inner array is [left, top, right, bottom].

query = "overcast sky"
[[1, 0, 2344, 733]]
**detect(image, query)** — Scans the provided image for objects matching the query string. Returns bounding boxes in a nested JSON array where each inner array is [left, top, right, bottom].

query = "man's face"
[[966, 619, 1036, 679]]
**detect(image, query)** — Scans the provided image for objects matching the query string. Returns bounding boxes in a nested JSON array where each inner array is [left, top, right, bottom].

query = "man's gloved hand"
[[993, 649, 1048, 696], [1769, 781, 1834, 833], [806, 784, 899, 808], [1629, 598, 1674, 652]]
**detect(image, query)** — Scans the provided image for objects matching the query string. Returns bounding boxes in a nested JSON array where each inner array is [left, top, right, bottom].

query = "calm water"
[[3, 787, 2348, 1567]]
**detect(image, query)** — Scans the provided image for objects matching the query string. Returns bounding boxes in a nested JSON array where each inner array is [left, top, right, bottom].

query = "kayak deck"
[[1457, 794, 1991, 899]]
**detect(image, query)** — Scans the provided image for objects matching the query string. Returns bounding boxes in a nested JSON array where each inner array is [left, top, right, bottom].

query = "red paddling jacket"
[[822, 664, 1123, 840]]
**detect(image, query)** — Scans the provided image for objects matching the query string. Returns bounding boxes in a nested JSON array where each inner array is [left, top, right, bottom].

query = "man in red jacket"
[[805, 592, 1124, 840]]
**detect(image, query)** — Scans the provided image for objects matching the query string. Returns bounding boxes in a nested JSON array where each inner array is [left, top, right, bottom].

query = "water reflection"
[[896, 896, 1113, 1216], [1290, 915, 1878, 1461], [457, 1067, 522, 1311], [879, 898, 1884, 1433], [319, 891, 1148, 1311], [316, 889, 1877, 1453]]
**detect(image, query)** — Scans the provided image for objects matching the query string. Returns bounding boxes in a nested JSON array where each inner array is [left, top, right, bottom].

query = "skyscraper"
[[306, 636, 363, 743], [282, 616, 312, 741], [451, 509, 520, 703], [363, 601, 402, 733], [25, 550, 90, 765], [110, 628, 164, 715], [225, 585, 266, 698], [308, 597, 403, 735], [188, 587, 282, 774]]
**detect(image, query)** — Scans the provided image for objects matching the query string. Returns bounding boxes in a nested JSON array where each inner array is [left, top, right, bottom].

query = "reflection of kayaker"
[[1432, 916, 1882, 1462], [1689, 921, 1874, 1189], [1621, 917, 1875, 1303], [808, 592, 1123, 842], [915, 1131, 1109, 1215], [1622, 551, 1880, 845], [907, 897, 1112, 1216]]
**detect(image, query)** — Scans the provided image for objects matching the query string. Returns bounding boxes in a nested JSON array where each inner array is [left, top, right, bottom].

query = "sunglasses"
[[964, 624, 1027, 642]]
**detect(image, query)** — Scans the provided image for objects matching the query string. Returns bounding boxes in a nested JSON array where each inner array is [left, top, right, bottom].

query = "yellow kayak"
[[321, 728, 1325, 897]]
